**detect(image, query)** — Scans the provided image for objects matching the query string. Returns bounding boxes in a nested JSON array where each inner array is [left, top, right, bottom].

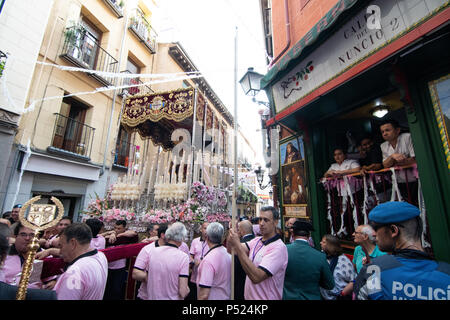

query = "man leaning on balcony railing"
[[379, 118, 418, 206], [323, 147, 361, 179]]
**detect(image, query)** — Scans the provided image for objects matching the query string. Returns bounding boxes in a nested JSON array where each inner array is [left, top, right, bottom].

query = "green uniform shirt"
[[283, 240, 335, 300]]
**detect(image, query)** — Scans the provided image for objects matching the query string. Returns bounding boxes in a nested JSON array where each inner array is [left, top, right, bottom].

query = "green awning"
[[260, 0, 360, 89]]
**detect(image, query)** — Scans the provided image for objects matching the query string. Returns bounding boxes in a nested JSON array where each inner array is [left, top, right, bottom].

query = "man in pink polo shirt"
[[132, 223, 168, 300], [228, 206, 288, 300], [2, 223, 43, 289], [187, 221, 209, 299], [145, 222, 190, 300], [85, 218, 106, 250], [197, 222, 231, 300], [54, 223, 108, 300], [102, 220, 138, 300]]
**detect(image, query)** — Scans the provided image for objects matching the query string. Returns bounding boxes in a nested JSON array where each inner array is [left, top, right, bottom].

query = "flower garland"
[[142, 181, 229, 224], [100, 208, 137, 222]]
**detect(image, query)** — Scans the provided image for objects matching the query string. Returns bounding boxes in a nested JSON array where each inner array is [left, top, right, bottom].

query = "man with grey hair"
[[352, 224, 386, 273], [197, 222, 231, 300], [145, 222, 190, 300]]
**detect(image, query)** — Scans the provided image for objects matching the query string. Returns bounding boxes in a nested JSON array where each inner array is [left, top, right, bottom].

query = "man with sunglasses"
[[227, 206, 288, 300], [354, 201, 450, 300]]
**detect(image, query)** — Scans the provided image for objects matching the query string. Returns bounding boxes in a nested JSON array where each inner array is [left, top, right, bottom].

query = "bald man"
[[234, 220, 255, 300]]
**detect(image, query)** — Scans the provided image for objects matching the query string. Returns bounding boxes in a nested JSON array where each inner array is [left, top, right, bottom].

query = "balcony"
[[60, 25, 118, 86], [49, 113, 95, 161], [128, 10, 157, 54], [0, 50, 7, 78], [114, 138, 134, 168], [102, 0, 124, 18], [118, 70, 154, 97], [320, 164, 432, 250]]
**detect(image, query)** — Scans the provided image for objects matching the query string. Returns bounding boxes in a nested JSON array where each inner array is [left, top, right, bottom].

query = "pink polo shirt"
[[146, 244, 189, 300], [244, 235, 288, 300], [90, 236, 106, 250], [197, 245, 231, 300], [134, 241, 157, 300], [54, 250, 108, 300], [2, 255, 42, 289], [179, 241, 190, 256], [189, 237, 208, 283]]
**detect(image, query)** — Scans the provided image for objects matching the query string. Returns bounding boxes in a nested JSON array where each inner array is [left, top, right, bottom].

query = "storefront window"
[[428, 74, 450, 170]]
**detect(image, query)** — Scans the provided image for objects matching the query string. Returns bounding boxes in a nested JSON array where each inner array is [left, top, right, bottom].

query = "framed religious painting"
[[429, 74, 450, 170], [280, 136, 309, 219]]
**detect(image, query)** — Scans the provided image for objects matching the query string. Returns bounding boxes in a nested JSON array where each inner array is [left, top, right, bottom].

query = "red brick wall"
[[272, 0, 339, 61]]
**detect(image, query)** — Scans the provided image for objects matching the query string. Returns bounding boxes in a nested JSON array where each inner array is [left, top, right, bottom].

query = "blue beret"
[[369, 201, 420, 224]]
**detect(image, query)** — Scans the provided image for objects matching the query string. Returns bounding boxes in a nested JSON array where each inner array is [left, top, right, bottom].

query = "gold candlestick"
[[16, 196, 64, 300]]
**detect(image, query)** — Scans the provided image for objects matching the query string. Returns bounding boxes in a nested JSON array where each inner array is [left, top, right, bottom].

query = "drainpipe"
[[269, 0, 290, 67], [101, 7, 129, 176]]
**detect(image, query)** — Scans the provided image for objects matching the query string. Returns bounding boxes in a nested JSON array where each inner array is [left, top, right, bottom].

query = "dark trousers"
[[103, 267, 127, 300], [185, 277, 197, 300]]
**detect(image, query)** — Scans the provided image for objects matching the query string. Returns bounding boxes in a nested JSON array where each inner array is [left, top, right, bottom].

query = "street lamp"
[[254, 166, 271, 190], [239, 67, 264, 96]]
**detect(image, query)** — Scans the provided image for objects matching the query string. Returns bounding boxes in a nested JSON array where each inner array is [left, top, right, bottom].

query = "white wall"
[[0, 0, 53, 114]]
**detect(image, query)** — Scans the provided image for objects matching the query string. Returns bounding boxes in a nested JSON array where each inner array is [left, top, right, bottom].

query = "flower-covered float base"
[[82, 181, 231, 242]]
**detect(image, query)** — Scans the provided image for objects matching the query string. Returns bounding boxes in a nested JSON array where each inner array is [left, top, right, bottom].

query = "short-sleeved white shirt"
[[327, 159, 360, 173], [197, 245, 231, 300], [189, 237, 208, 284], [146, 244, 190, 300], [244, 235, 288, 300], [381, 132, 416, 182], [54, 250, 108, 300]]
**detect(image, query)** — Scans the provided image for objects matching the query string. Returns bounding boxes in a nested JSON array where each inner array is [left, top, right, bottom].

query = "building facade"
[[260, 0, 450, 262], [0, 0, 53, 212], [1, 0, 255, 222]]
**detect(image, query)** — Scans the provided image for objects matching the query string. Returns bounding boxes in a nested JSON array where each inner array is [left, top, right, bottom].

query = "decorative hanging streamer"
[[0, 54, 19, 111], [322, 180, 336, 235], [368, 173, 380, 204], [390, 167, 403, 202], [35, 61, 202, 80], [24, 73, 204, 114], [418, 179, 431, 248], [343, 176, 359, 232], [362, 175, 369, 225], [11, 139, 31, 209], [336, 194, 348, 237]]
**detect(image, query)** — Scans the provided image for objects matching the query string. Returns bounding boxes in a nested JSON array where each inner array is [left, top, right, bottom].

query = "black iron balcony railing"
[[114, 138, 134, 167], [129, 10, 157, 53], [0, 50, 7, 78], [119, 70, 154, 97], [50, 113, 95, 159], [102, 0, 124, 18], [60, 25, 118, 85]]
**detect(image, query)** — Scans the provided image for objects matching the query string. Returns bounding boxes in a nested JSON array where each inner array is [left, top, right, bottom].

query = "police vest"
[[355, 249, 450, 300]]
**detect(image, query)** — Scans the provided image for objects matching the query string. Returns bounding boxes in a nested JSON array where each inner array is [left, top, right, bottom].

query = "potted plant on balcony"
[[64, 24, 87, 60]]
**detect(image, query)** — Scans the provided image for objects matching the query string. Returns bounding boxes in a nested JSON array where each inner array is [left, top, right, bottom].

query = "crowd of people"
[[0, 199, 449, 300], [323, 118, 418, 205]]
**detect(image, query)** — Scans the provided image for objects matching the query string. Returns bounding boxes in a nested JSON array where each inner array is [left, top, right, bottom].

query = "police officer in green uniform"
[[283, 221, 334, 300]]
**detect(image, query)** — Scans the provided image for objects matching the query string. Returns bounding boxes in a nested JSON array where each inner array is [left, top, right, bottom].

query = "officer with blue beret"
[[354, 201, 450, 300]]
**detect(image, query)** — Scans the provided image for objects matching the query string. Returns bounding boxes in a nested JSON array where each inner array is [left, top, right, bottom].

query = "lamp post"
[[254, 165, 271, 190]]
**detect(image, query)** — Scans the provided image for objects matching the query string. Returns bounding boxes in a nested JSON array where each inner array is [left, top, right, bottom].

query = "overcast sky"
[[155, 0, 269, 166]]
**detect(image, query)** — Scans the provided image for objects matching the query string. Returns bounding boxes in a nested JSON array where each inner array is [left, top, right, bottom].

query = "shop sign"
[[272, 0, 449, 114]]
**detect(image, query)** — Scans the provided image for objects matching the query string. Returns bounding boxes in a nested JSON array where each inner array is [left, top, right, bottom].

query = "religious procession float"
[[82, 87, 235, 241]]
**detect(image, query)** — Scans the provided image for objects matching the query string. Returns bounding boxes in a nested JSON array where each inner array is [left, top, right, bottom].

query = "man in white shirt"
[[379, 119, 418, 205], [323, 148, 360, 178]]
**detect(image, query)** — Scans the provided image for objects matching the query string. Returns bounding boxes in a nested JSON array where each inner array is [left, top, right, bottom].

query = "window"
[[115, 125, 131, 166], [52, 97, 94, 157]]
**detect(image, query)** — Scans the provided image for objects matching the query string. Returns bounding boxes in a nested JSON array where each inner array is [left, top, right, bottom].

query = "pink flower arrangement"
[[101, 208, 136, 222], [83, 192, 112, 216]]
